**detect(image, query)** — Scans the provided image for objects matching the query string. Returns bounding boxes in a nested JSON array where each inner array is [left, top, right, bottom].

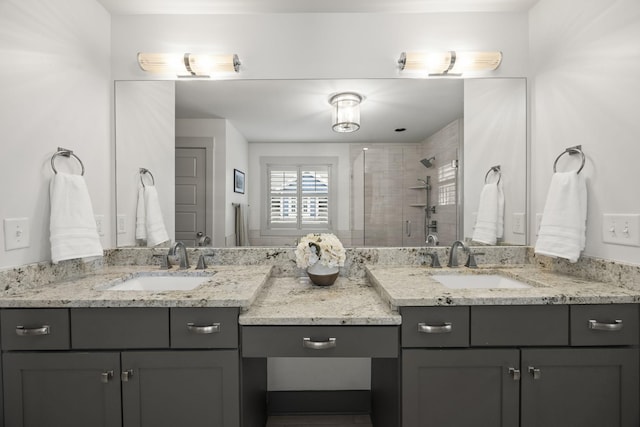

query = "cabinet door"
[[402, 349, 520, 427], [3, 352, 121, 427], [521, 348, 639, 427], [121, 350, 239, 427]]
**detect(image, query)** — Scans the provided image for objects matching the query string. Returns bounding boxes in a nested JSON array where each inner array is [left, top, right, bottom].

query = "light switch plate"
[[602, 214, 640, 246], [4, 217, 30, 250], [117, 215, 127, 234]]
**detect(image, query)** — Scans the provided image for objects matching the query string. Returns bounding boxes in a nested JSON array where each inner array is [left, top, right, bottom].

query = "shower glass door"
[[351, 144, 440, 247]]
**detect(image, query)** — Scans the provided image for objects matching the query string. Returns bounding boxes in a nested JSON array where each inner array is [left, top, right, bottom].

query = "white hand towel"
[[49, 173, 103, 264], [143, 185, 169, 247], [534, 172, 587, 263], [472, 182, 504, 245], [135, 184, 147, 241]]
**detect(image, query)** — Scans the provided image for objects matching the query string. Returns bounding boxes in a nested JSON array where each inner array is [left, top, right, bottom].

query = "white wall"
[[0, 0, 111, 269], [529, 0, 640, 265], [115, 81, 175, 247], [464, 78, 527, 245], [225, 123, 249, 245], [111, 12, 529, 80]]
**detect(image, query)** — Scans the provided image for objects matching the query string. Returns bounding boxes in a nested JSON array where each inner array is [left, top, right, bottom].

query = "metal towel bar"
[[553, 145, 585, 174], [484, 165, 501, 185], [50, 147, 85, 176], [139, 168, 155, 187]]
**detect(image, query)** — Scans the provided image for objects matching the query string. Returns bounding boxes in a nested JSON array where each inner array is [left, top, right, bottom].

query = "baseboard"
[[267, 390, 371, 415]]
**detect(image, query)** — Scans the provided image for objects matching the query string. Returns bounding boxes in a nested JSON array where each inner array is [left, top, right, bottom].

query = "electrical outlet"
[[4, 217, 30, 250], [512, 213, 525, 235], [95, 215, 105, 236], [602, 214, 640, 246], [117, 215, 127, 234]]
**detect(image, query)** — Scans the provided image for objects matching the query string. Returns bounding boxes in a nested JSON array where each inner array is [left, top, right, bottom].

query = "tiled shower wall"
[[350, 144, 424, 246]]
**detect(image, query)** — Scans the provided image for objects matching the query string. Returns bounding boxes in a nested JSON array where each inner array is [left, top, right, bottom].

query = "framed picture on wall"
[[234, 169, 245, 194]]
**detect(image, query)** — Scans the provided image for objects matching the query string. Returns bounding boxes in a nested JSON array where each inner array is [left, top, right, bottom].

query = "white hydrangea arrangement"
[[295, 233, 346, 269]]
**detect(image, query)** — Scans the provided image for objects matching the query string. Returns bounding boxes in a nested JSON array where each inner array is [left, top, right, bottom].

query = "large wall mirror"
[[115, 78, 526, 248]]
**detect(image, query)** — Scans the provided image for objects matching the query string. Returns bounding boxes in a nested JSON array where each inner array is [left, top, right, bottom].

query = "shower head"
[[420, 156, 435, 168]]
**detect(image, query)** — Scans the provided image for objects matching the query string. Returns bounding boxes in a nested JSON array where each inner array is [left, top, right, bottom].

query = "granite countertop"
[[239, 276, 402, 326], [367, 265, 640, 309], [0, 265, 272, 308], [2, 257, 639, 320]]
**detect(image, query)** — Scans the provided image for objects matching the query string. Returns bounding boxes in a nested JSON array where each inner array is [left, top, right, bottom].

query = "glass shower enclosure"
[[350, 137, 460, 247]]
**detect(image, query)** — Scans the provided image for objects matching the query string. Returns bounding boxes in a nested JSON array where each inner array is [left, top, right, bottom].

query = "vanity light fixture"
[[137, 53, 241, 77], [329, 92, 362, 133], [398, 51, 502, 76]]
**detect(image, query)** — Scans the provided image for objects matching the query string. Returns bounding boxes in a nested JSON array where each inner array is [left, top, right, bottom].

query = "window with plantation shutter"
[[263, 158, 336, 234]]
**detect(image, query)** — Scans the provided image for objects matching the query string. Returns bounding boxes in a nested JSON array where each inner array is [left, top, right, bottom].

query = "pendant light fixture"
[[329, 92, 362, 133], [137, 53, 241, 77], [398, 51, 502, 76]]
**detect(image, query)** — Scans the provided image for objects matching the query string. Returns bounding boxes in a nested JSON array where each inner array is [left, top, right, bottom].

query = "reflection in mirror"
[[115, 78, 526, 248]]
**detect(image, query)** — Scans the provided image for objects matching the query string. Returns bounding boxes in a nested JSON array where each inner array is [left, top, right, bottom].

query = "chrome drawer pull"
[[528, 366, 541, 380], [15, 325, 50, 336], [508, 368, 521, 381], [417, 322, 452, 334], [303, 337, 337, 350], [101, 370, 114, 384], [186, 322, 221, 334], [588, 319, 623, 331]]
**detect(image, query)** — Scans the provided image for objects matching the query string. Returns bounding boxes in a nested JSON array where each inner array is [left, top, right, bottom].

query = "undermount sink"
[[101, 272, 216, 291], [431, 274, 532, 289]]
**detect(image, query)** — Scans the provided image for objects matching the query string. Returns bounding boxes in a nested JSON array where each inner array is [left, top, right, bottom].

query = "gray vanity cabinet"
[[402, 348, 520, 426], [1, 307, 241, 427], [400, 305, 640, 427], [3, 352, 122, 427], [520, 348, 638, 427], [121, 350, 239, 427]]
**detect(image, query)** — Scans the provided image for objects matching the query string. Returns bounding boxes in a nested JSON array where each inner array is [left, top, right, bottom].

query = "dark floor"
[[266, 414, 373, 427]]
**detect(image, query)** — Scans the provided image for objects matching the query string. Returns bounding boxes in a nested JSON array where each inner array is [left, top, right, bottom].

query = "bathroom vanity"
[[0, 256, 638, 427]]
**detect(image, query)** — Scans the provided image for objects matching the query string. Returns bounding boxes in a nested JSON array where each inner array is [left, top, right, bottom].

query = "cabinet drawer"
[[71, 308, 169, 349], [401, 306, 469, 348], [570, 304, 639, 346], [1, 309, 70, 350], [471, 305, 569, 346], [170, 307, 238, 349], [242, 326, 398, 358]]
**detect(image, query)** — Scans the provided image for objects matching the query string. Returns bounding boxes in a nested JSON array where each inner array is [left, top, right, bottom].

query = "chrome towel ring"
[[553, 145, 585, 174], [484, 165, 501, 185], [50, 147, 85, 176], [139, 168, 155, 187]]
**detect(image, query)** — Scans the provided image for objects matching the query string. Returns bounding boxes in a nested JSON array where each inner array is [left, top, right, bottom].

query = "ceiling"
[[175, 79, 463, 144], [98, 0, 539, 15]]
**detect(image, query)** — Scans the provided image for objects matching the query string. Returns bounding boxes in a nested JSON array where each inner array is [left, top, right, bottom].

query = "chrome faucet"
[[426, 234, 439, 246], [168, 241, 190, 269], [447, 240, 469, 268]]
